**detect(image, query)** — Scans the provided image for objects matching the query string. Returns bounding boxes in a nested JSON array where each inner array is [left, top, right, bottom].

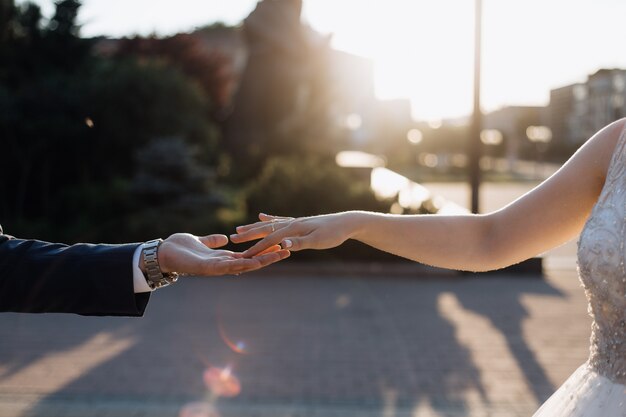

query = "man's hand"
[[154, 233, 290, 276]]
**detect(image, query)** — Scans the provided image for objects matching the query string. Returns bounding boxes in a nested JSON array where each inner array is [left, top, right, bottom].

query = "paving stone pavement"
[[0, 264, 591, 417]]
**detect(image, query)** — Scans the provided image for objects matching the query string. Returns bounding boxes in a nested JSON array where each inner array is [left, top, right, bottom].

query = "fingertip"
[[243, 243, 268, 259], [282, 239, 293, 249]]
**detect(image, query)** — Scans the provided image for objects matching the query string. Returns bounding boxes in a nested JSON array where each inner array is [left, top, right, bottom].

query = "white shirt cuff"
[[132, 244, 154, 293]]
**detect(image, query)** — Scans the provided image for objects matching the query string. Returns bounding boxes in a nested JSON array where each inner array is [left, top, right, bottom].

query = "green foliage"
[[113, 32, 235, 115], [133, 137, 214, 203], [84, 59, 218, 180], [1, 71, 93, 222], [0, 1, 223, 243], [121, 202, 225, 244], [126, 136, 224, 242], [246, 156, 391, 219]]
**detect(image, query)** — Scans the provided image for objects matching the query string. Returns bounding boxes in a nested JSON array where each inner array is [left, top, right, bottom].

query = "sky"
[[21, 0, 626, 122]]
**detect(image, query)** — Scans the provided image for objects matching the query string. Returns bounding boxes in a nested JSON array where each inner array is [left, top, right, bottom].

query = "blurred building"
[[372, 98, 413, 153], [326, 50, 378, 146], [377, 99, 413, 127], [587, 68, 626, 132], [325, 50, 413, 150], [483, 106, 547, 166], [549, 68, 626, 146], [549, 83, 587, 146]]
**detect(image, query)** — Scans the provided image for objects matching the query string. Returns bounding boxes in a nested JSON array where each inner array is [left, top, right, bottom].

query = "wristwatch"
[[142, 239, 179, 289]]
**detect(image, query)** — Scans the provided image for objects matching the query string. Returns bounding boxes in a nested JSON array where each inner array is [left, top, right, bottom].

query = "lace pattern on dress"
[[577, 123, 626, 385]]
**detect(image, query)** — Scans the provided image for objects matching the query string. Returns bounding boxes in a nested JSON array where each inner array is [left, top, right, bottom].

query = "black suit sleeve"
[[0, 232, 150, 316]]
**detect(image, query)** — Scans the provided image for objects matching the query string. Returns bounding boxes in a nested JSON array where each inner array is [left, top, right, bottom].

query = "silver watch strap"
[[142, 239, 178, 289]]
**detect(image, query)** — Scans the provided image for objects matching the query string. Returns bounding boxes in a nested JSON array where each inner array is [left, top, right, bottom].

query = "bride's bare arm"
[[232, 119, 625, 272]]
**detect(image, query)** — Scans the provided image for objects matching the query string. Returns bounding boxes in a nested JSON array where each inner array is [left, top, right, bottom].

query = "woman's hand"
[[231, 213, 359, 258], [156, 233, 290, 276]]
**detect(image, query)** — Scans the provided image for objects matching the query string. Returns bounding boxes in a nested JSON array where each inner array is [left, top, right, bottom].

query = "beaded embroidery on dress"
[[532, 125, 626, 416]]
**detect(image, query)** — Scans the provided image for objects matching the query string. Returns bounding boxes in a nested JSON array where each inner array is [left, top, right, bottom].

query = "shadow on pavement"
[[0, 272, 566, 416]]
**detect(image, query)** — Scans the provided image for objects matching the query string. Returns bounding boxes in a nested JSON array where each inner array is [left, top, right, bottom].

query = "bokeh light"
[[345, 113, 363, 130], [335, 294, 351, 309], [203, 366, 242, 398], [407, 128, 423, 145], [480, 129, 503, 146], [526, 126, 552, 143], [336, 151, 386, 168]]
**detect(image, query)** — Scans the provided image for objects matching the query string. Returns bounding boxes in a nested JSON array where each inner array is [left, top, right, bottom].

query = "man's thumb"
[[200, 234, 228, 248]]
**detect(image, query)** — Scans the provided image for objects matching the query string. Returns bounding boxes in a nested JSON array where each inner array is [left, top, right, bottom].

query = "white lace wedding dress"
[[532, 126, 626, 415]]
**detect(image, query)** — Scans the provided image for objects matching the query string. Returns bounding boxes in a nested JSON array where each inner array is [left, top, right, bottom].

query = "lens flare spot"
[[178, 402, 220, 417], [335, 294, 351, 309], [85, 117, 94, 128], [203, 366, 241, 398], [217, 317, 250, 355]]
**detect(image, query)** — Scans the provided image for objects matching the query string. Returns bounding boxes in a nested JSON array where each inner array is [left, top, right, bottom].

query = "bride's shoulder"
[[592, 117, 626, 147], [573, 118, 626, 179], [599, 117, 626, 165], [605, 117, 626, 140], [560, 118, 626, 188], [604, 117, 626, 142]]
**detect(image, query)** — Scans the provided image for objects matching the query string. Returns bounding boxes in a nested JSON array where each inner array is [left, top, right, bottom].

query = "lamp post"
[[469, 0, 483, 213]]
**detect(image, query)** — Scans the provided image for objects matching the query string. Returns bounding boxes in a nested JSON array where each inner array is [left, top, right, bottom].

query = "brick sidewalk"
[[0, 266, 590, 417]]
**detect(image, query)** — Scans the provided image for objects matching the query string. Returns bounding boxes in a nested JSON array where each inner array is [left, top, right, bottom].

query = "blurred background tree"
[[0, 0, 223, 242], [0, 0, 390, 260], [246, 155, 391, 219], [112, 32, 235, 121], [223, 0, 337, 182]]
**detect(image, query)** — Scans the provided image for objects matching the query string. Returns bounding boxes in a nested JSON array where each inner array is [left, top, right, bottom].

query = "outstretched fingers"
[[214, 249, 290, 275], [231, 221, 290, 244], [241, 227, 294, 257], [234, 213, 294, 236], [242, 225, 318, 257]]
